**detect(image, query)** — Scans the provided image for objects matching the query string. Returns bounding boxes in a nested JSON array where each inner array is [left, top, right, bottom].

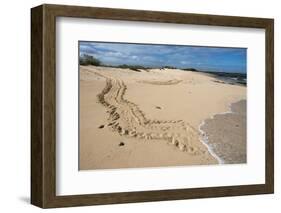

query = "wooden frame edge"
[[31, 5, 44, 208], [265, 19, 274, 194], [31, 4, 274, 208]]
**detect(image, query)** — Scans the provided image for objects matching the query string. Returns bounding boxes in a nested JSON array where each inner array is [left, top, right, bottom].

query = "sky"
[[79, 41, 247, 73]]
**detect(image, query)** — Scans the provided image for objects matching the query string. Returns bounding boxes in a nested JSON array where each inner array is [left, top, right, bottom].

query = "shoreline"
[[198, 120, 224, 164], [198, 99, 247, 164], [198, 103, 234, 164]]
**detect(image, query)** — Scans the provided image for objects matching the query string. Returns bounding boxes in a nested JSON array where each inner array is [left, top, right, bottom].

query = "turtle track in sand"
[[95, 71, 205, 155]]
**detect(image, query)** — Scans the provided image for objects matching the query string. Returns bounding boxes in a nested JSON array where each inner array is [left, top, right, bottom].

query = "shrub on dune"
[[79, 54, 101, 66]]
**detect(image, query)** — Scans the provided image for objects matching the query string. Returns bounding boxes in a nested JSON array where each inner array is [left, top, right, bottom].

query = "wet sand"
[[200, 100, 247, 164]]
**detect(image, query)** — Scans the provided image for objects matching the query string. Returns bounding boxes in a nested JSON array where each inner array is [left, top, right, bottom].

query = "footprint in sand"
[[119, 142, 125, 147]]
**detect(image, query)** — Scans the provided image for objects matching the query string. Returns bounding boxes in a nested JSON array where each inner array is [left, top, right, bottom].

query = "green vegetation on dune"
[[79, 55, 200, 72], [79, 54, 101, 66], [117, 64, 149, 72], [182, 68, 198, 71]]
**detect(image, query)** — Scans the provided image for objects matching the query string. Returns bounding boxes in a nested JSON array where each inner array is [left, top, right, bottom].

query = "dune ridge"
[[137, 79, 182, 85]]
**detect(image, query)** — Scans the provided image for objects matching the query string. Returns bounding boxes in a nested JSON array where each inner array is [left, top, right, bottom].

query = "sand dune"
[[79, 66, 246, 170]]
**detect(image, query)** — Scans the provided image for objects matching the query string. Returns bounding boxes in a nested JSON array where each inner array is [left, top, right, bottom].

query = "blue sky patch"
[[79, 41, 247, 73]]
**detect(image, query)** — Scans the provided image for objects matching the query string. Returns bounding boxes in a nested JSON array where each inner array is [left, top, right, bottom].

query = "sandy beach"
[[79, 65, 246, 170]]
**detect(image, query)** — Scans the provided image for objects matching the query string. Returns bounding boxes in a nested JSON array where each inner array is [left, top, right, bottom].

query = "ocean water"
[[199, 100, 247, 164]]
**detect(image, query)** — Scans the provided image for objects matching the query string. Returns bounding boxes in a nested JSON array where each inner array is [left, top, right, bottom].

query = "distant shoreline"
[[195, 71, 247, 86]]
